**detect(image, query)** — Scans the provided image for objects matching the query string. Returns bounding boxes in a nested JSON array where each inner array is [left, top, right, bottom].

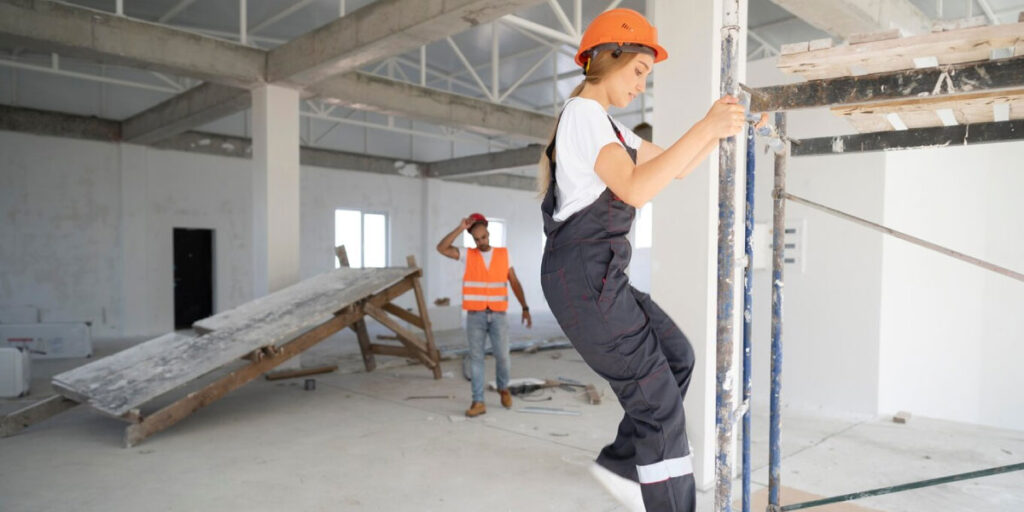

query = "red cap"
[[467, 213, 488, 232]]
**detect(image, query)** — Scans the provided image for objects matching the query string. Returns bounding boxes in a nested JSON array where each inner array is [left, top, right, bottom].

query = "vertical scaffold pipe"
[[716, 1, 742, 510], [742, 124, 755, 512], [768, 112, 788, 512]]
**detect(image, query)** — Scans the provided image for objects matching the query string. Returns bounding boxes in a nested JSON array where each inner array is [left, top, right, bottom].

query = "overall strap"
[[607, 116, 638, 164]]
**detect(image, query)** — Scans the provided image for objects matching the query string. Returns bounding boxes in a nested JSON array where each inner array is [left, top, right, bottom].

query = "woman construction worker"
[[538, 8, 760, 512]]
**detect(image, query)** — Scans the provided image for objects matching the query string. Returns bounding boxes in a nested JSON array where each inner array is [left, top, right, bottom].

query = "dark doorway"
[[174, 228, 214, 329]]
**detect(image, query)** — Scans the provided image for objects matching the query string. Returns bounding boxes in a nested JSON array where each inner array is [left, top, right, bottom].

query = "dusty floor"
[[1, 313, 1022, 511]]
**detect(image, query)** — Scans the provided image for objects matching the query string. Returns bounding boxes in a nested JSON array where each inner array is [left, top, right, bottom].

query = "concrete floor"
[[2, 313, 1022, 511]]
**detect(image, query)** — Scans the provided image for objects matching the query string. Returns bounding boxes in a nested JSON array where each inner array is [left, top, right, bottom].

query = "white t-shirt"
[[462, 246, 497, 268], [552, 97, 642, 221]]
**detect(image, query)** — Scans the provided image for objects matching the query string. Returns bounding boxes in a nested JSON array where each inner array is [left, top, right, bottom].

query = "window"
[[463, 219, 506, 248], [335, 209, 389, 268], [636, 203, 653, 249]]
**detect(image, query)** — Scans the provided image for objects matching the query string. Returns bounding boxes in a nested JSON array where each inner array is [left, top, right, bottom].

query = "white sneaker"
[[588, 462, 646, 512]]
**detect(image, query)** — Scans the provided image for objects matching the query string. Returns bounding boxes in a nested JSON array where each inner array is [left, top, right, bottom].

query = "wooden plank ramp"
[[52, 267, 415, 418]]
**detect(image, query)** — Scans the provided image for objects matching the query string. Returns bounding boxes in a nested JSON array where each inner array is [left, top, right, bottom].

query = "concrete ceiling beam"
[[0, 0, 265, 88], [769, 0, 932, 39], [311, 73, 554, 142]]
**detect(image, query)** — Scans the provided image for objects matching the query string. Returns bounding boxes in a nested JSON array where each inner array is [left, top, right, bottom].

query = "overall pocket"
[[579, 241, 632, 311]]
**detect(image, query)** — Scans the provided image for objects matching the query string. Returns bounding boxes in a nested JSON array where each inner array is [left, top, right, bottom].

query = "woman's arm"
[[594, 97, 746, 208], [637, 130, 719, 182], [636, 140, 664, 166]]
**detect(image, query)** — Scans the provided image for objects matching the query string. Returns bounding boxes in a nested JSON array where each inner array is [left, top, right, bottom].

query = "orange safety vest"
[[462, 248, 510, 312]]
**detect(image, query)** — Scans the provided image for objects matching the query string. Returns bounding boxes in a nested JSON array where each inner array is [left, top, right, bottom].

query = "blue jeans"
[[466, 310, 510, 402]]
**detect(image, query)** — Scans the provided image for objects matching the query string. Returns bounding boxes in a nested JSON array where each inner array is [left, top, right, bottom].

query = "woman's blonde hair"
[[536, 50, 639, 197]]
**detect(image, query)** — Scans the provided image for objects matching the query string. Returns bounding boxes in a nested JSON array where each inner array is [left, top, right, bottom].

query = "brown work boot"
[[499, 389, 513, 409], [465, 401, 486, 417]]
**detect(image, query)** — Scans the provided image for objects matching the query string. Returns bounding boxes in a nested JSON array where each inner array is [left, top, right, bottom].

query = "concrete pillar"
[[251, 85, 301, 297], [252, 85, 300, 370], [119, 144, 151, 336], [650, 0, 747, 490]]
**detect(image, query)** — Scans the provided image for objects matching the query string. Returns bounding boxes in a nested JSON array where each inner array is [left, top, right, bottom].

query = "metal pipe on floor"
[[715, 1, 742, 510], [780, 462, 1024, 511], [768, 112, 788, 512], [741, 124, 756, 512]]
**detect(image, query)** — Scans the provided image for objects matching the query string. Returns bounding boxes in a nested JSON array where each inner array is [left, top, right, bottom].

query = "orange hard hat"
[[575, 8, 668, 69]]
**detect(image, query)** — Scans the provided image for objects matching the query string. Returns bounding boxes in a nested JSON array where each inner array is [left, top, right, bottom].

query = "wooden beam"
[[264, 365, 337, 381], [790, 120, 1024, 156], [408, 255, 441, 379], [749, 57, 1024, 112], [369, 343, 417, 358], [364, 302, 430, 355], [833, 89, 1024, 132], [381, 303, 425, 329], [363, 302, 436, 369], [351, 320, 376, 372], [848, 29, 901, 45], [335, 245, 350, 267], [335, 245, 376, 372], [0, 395, 79, 438], [365, 276, 417, 308], [123, 308, 361, 447]]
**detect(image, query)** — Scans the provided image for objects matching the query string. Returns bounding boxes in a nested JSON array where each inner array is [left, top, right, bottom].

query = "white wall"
[[120, 146, 254, 335], [879, 143, 1024, 430], [747, 58, 886, 416], [423, 179, 546, 316], [749, 150, 887, 415], [0, 132, 122, 336], [745, 58, 1024, 430], [299, 165, 426, 312], [0, 130, 538, 340]]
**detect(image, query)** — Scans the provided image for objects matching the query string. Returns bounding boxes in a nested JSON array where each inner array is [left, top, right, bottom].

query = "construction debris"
[[405, 395, 455, 400], [517, 406, 581, 416], [893, 411, 912, 424]]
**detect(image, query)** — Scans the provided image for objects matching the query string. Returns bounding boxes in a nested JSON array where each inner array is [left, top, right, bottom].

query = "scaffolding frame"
[[713, 11, 1024, 511]]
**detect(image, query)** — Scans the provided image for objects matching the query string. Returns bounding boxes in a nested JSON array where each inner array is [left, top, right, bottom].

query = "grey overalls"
[[540, 115, 697, 511]]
